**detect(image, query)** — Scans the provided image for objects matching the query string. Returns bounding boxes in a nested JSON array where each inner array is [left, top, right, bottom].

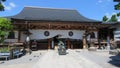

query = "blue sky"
[[0, 0, 118, 21]]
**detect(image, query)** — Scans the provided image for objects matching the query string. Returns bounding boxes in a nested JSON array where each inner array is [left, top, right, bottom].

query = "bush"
[[0, 47, 10, 52]]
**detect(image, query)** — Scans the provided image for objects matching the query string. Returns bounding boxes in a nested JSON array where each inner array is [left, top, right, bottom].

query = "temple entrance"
[[69, 39, 83, 49], [30, 38, 83, 50], [50, 37, 67, 50], [50, 38, 83, 49]]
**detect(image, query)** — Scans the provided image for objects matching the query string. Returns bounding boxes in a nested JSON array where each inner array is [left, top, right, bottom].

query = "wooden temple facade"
[[6, 6, 113, 50]]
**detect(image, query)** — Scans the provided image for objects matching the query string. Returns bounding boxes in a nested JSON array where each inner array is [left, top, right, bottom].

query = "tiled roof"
[[8, 6, 100, 22]]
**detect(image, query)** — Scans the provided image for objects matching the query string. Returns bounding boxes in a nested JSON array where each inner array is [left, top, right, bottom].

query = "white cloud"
[[97, 0, 112, 4], [9, 2, 16, 8], [112, 12, 117, 15], [105, 12, 111, 18], [5, 6, 12, 10], [3, 2, 16, 10], [98, 0, 103, 3]]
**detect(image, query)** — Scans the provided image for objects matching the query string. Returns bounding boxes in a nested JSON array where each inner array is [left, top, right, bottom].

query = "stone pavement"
[[76, 49, 119, 68], [0, 50, 47, 68], [33, 50, 102, 68], [0, 49, 119, 68]]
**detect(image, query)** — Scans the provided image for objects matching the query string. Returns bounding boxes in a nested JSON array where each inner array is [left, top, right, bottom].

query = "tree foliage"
[[115, 2, 120, 10], [103, 16, 108, 22], [0, 0, 6, 11], [102, 0, 120, 22], [102, 15, 118, 22], [0, 18, 13, 43], [109, 14, 118, 22], [117, 12, 120, 16]]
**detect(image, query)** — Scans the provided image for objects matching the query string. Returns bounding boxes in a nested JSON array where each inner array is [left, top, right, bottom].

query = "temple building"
[[5, 6, 113, 50], [111, 22, 120, 48]]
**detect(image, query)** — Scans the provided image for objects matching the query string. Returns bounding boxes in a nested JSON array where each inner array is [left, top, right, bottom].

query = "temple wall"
[[21, 32, 27, 42], [116, 25, 120, 30], [4, 30, 98, 42], [114, 30, 120, 41], [29, 30, 85, 40], [114, 25, 120, 41], [18, 30, 98, 42]]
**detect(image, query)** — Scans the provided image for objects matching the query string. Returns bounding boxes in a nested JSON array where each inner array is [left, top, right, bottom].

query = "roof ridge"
[[24, 6, 76, 11]]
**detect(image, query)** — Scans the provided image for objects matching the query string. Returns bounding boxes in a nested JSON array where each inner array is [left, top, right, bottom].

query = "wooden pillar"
[[18, 30, 21, 42], [83, 35, 87, 49], [107, 29, 110, 46], [97, 29, 102, 49], [26, 36, 31, 52], [67, 38, 70, 49], [97, 30, 100, 48], [48, 39, 50, 49]]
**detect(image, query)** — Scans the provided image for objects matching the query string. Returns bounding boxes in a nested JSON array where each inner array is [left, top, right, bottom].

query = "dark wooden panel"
[[70, 39, 83, 49], [37, 43, 48, 50]]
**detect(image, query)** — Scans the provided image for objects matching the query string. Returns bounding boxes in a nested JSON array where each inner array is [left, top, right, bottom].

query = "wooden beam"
[[12, 20, 111, 30]]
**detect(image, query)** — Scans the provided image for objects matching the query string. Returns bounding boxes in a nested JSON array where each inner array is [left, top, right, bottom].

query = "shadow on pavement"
[[108, 53, 120, 67]]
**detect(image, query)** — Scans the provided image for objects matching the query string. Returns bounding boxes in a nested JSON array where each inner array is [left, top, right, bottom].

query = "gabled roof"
[[8, 6, 100, 22]]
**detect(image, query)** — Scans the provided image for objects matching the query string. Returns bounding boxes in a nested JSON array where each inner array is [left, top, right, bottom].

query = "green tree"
[[117, 12, 120, 16], [114, 0, 120, 17], [0, 18, 13, 44], [109, 14, 118, 22], [102, 0, 120, 22], [0, 0, 6, 11], [114, 2, 120, 10], [103, 16, 108, 22]]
